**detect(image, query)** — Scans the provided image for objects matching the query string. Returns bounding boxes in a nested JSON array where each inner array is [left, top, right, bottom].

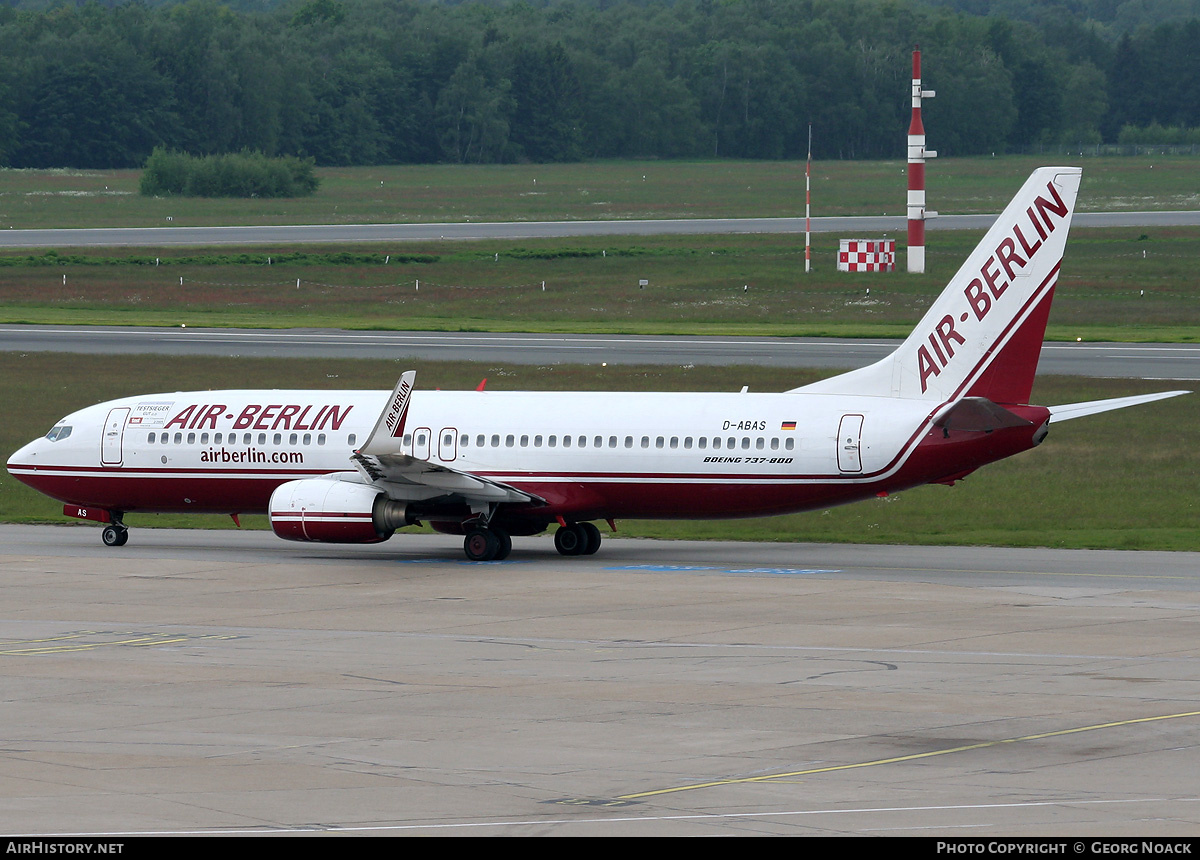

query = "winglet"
[[358, 370, 416, 455]]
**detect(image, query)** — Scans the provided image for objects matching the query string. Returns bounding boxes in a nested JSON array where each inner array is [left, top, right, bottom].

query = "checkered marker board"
[[837, 239, 896, 272]]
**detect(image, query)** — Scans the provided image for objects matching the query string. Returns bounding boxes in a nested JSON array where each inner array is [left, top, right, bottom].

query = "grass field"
[[2, 354, 1194, 551], [2, 156, 1197, 229], [1, 226, 1196, 340], [1, 156, 1196, 340]]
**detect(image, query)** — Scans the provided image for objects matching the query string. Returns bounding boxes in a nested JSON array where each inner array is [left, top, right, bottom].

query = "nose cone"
[[7, 437, 47, 490]]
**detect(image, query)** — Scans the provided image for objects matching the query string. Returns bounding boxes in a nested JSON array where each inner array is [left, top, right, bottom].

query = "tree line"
[[0, 0, 1196, 169]]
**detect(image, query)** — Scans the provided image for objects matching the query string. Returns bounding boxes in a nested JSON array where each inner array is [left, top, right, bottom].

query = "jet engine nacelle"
[[269, 478, 414, 543]]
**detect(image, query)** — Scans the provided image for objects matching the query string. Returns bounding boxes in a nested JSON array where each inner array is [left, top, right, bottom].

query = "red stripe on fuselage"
[[10, 411, 1047, 521]]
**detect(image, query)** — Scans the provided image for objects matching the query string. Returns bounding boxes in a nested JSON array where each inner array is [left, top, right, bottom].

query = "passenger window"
[[201, 433, 209, 444], [174, 433, 183, 444], [712, 437, 721, 450], [785, 438, 795, 450], [444, 433, 453, 447], [303, 433, 311, 445], [594, 436, 603, 448], [273, 433, 282, 445], [655, 436, 664, 449], [348, 434, 357, 446], [290, 433, 298, 445], [148, 432, 156, 443], [476, 435, 485, 447], [257, 433, 266, 445], [490, 434, 500, 447], [624, 436, 633, 448], [521, 435, 529, 447], [535, 435, 543, 447], [698, 437, 706, 449], [215, 433, 223, 444], [563, 435, 572, 448], [640, 436, 649, 449], [670, 437, 679, 449], [243, 433, 251, 445], [318, 434, 326, 446], [609, 436, 618, 448], [755, 438, 764, 450], [741, 437, 750, 450], [505, 434, 514, 447], [187, 432, 196, 444], [549, 435, 557, 448], [770, 438, 779, 450]]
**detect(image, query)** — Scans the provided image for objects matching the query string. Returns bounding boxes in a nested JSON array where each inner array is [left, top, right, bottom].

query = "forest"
[[0, 0, 1197, 169]]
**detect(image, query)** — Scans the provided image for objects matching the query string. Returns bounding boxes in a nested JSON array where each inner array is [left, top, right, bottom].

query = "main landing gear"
[[463, 525, 512, 562], [101, 513, 129, 547], [554, 521, 601, 557], [460, 521, 604, 560]]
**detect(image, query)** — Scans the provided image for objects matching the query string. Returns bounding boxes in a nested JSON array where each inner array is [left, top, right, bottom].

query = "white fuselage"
[[9, 387, 961, 522]]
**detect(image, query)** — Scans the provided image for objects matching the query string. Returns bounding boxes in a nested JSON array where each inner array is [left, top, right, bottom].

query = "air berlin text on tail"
[[917, 178, 1069, 393]]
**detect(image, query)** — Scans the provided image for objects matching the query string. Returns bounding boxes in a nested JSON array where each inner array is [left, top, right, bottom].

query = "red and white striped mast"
[[805, 122, 812, 273], [907, 45, 936, 273]]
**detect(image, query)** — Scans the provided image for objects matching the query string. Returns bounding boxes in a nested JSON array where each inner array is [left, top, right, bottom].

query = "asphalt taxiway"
[[2, 210, 1199, 248], [3, 325, 1198, 380], [3, 524, 1199, 836]]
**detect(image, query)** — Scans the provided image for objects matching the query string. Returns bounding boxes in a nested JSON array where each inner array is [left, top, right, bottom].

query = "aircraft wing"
[[1049, 390, 1190, 422], [351, 371, 542, 506], [351, 449, 540, 504]]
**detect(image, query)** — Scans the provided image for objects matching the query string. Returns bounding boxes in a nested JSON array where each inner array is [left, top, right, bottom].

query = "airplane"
[[7, 167, 1188, 561]]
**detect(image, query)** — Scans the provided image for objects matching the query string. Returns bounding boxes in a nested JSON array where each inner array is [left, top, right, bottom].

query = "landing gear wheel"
[[579, 522, 602, 555], [463, 527, 500, 561], [493, 529, 512, 561], [554, 523, 586, 556], [101, 525, 128, 547]]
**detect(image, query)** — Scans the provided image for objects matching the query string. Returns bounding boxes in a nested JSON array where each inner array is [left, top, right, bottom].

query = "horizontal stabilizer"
[[1049, 390, 1190, 422]]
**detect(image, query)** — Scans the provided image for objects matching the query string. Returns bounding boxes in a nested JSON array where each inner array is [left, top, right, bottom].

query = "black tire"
[[554, 523, 585, 556], [493, 529, 512, 561], [579, 522, 602, 555], [463, 527, 499, 561], [102, 525, 128, 547]]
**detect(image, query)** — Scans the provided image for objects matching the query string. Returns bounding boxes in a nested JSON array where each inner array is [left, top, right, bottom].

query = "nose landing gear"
[[101, 513, 128, 547]]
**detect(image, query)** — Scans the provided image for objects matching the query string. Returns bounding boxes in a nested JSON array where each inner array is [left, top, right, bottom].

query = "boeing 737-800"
[[7, 167, 1188, 560]]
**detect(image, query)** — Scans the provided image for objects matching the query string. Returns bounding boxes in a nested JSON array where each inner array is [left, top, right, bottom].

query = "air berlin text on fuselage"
[[917, 179, 1068, 393], [163, 403, 354, 432]]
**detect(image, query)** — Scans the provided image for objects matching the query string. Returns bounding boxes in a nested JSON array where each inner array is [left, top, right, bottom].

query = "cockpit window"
[[46, 425, 73, 442]]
